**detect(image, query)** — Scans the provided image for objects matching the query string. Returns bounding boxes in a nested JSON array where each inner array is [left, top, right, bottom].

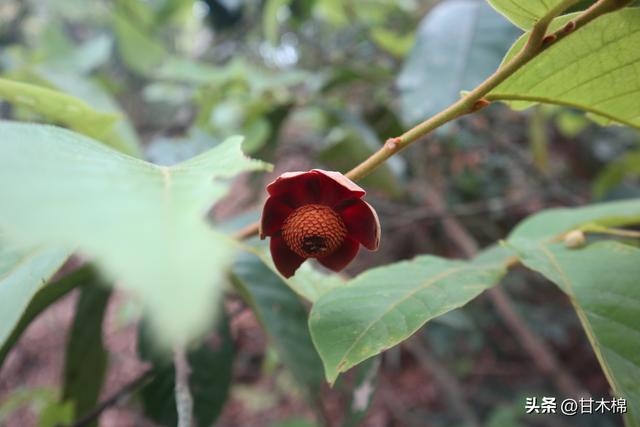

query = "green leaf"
[[288, 263, 346, 303], [0, 122, 270, 345], [487, 0, 566, 29], [511, 241, 640, 425], [314, 0, 348, 27], [485, 403, 522, 427], [38, 400, 74, 427], [0, 78, 119, 140], [0, 388, 57, 423], [593, 150, 640, 198], [369, 28, 415, 58], [397, 0, 520, 125], [319, 135, 403, 196], [318, 107, 404, 198], [0, 240, 70, 364], [309, 255, 507, 384], [35, 70, 143, 157], [62, 282, 111, 425], [231, 252, 325, 401], [44, 34, 113, 74], [508, 198, 640, 241], [0, 266, 92, 368], [153, 57, 235, 85], [138, 314, 234, 427], [5, 65, 142, 156], [490, 9, 640, 129], [155, 0, 197, 25], [113, 6, 166, 75], [241, 242, 345, 303]]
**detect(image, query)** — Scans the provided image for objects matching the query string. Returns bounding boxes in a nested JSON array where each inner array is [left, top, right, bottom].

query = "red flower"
[[260, 169, 380, 278]]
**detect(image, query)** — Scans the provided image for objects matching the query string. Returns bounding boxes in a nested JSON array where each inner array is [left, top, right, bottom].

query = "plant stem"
[[67, 369, 154, 427], [580, 224, 640, 239], [174, 346, 194, 427], [346, 0, 580, 182], [236, 0, 629, 239]]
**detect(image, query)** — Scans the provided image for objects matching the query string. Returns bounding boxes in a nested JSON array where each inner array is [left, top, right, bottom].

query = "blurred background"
[[0, 0, 638, 426]]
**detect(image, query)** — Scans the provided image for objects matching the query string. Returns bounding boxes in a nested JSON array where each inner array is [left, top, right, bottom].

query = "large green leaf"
[[0, 78, 119, 140], [397, 0, 520, 125], [62, 283, 111, 425], [112, 5, 166, 75], [0, 265, 93, 369], [7, 70, 143, 157], [1, 16, 140, 156], [138, 314, 234, 427], [511, 241, 640, 426], [35, 70, 143, 157], [0, 387, 69, 425], [231, 252, 325, 401], [288, 263, 345, 303], [508, 198, 640, 241], [38, 400, 74, 427], [0, 122, 270, 345], [489, 9, 640, 129], [487, 0, 566, 29], [0, 240, 70, 361], [309, 255, 507, 384], [593, 150, 640, 198]]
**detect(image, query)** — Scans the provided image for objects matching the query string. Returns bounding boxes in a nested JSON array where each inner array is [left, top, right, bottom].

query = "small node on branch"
[[562, 20, 576, 34], [542, 34, 557, 47], [564, 230, 586, 249], [471, 98, 491, 112], [385, 137, 401, 151]]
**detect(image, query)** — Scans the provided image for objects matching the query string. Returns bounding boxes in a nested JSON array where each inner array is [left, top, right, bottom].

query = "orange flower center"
[[281, 204, 347, 258]]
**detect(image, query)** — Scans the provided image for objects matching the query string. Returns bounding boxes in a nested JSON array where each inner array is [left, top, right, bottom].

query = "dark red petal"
[[266, 169, 365, 207], [317, 236, 359, 272], [270, 234, 306, 278], [335, 199, 381, 250], [311, 169, 365, 197], [259, 195, 293, 238]]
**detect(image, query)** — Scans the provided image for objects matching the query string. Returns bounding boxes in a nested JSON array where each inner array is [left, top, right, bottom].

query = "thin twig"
[[66, 369, 154, 427], [233, 0, 628, 240], [233, 222, 260, 240], [345, 0, 585, 181], [174, 346, 194, 427]]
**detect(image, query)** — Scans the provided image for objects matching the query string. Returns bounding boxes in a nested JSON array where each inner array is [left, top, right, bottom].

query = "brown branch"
[[233, 0, 630, 241], [233, 222, 260, 240]]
